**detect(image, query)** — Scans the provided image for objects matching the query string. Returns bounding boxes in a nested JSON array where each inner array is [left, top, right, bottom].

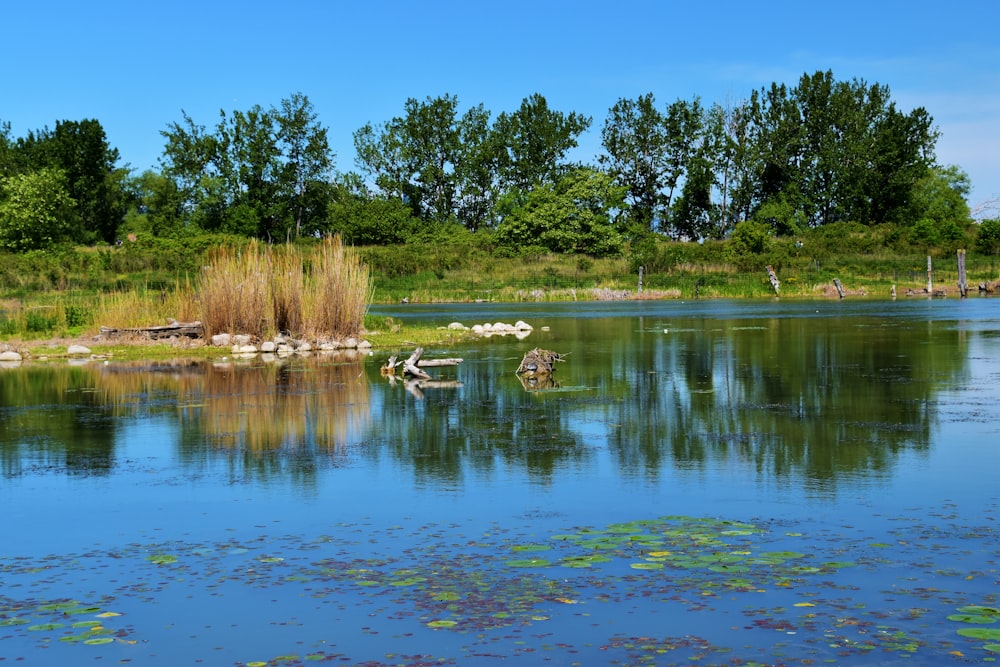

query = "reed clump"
[[197, 234, 371, 341], [303, 235, 373, 340]]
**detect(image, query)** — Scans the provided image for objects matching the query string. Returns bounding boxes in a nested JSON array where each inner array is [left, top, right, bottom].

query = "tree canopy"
[[0, 71, 973, 257]]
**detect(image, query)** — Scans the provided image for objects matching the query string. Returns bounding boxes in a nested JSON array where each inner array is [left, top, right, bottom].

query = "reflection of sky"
[[4, 301, 1000, 556]]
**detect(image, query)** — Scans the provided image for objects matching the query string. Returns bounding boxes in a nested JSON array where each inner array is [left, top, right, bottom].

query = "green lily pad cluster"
[[529, 516, 856, 588], [0, 599, 131, 646], [949, 605, 1000, 654]]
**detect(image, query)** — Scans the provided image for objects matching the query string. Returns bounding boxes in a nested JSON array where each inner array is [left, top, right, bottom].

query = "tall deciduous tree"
[[160, 93, 333, 239], [354, 94, 464, 223], [10, 119, 127, 243], [493, 93, 592, 193], [600, 93, 668, 232]]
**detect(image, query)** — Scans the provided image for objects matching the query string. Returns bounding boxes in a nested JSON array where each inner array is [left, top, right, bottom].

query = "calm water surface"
[[2, 299, 999, 665]]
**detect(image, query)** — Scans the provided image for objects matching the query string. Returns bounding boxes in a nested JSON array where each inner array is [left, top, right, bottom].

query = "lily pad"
[[83, 637, 115, 645], [505, 558, 550, 568], [630, 562, 664, 570], [948, 613, 999, 624], [426, 619, 458, 628], [957, 628, 1000, 640]]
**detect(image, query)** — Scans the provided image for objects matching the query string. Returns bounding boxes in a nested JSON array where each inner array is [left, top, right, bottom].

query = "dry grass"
[[195, 235, 371, 341], [302, 235, 372, 340]]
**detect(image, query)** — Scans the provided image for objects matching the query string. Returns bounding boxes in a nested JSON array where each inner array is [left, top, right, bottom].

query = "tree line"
[[0, 70, 987, 256]]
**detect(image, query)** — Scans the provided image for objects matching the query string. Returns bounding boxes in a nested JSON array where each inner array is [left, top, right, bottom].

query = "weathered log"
[[99, 319, 204, 340], [833, 278, 845, 299], [383, 348, 463, 380], [416, 358, 464, 367]]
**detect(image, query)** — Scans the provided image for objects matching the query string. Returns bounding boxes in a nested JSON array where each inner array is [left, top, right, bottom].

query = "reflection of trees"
[[0, 365, 118, 477], [0, 356, 371, 482], [370, 349, 589, 487], [604, 316, 968, 492]]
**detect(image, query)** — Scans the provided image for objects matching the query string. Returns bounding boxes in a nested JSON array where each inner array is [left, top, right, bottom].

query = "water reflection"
[[0, 305, 979, 492], [0, 354, 371, 480]]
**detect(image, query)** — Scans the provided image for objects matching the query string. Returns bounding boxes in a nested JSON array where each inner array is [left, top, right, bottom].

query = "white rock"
[[343, 337, 358, 349], [471, 324, 484, 334], [297, 341, 313, 352], [211, 333, 232, 346], [0, 351, 22, 361], [319, 342, 337, 351], [493, 322, 506, 331], [447, 322, 466, 330], [238, 344, 257, 354], [67, 344, 91, 355], [357, 340, 372, 350], [514, 320, 532, 330], [260, 341, 277, 353], [233, 334, 251, 345]]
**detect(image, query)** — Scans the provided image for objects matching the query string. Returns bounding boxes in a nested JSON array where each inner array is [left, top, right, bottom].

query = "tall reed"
[[270, 244, 304, 337], [197, 235, 370, 341], [303, 235, 372, 339], [199, 240, 272, 339]]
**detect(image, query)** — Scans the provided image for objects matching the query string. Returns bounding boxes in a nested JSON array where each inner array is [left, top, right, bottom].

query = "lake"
[[2, 298, 999, 665]]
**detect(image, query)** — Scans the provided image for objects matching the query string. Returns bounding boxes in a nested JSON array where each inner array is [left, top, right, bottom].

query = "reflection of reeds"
[[93, 358, 371, 454]]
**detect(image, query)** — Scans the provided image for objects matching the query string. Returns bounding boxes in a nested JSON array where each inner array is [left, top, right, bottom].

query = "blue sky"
[[4, 0, 999, 214]]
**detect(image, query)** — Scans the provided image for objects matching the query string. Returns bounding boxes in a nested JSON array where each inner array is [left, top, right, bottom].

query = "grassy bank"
[[3, 228, 999, 359]]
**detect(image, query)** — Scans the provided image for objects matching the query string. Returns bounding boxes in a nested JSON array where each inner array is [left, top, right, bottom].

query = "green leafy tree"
[[976, 218, 1000, 255], [909, 165, 971, 229], [121, 169, 187, 238], [0, 120, 15, 178], [160, 94, 333, 239], [599, 93, 667, 231], [10, 119, 127, 243], [325, 173, 421, 244], [495, 167, 625, 256], [354, 94, 464, 224], [0, 168, 77, 250], [493, 93, 591, 192], [276, 93, 333, 238]]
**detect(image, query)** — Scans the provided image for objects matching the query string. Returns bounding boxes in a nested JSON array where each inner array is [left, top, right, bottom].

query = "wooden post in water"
[[833, 278, 845, 299], [766, 265, 780, 295], [926, 256, 933, 293], [638, 266, 644, 295], [957, 249, 968, 298]]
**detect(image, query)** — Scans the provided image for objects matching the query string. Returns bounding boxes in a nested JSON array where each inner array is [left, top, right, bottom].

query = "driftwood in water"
[[382, 347, 463, 380], [99, 318, 204, 340], [516, 348, 566, 377], [833, 278, 845, 299]]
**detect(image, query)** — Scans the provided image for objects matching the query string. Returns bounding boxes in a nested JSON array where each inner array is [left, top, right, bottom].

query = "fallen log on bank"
[[99, 318, 204, 340]]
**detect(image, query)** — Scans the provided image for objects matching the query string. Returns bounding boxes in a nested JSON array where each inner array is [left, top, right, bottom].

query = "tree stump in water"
[[516, 348, 565, 377]]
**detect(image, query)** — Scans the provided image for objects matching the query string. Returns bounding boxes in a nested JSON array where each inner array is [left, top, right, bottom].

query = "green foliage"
[[0, 168, 77, 250], [976, 219, 1000, 256], [159, 93, 332, 241], [495, 168, 626, 256], [726, 220, 774, 269], [354, 93, 590, 231]]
